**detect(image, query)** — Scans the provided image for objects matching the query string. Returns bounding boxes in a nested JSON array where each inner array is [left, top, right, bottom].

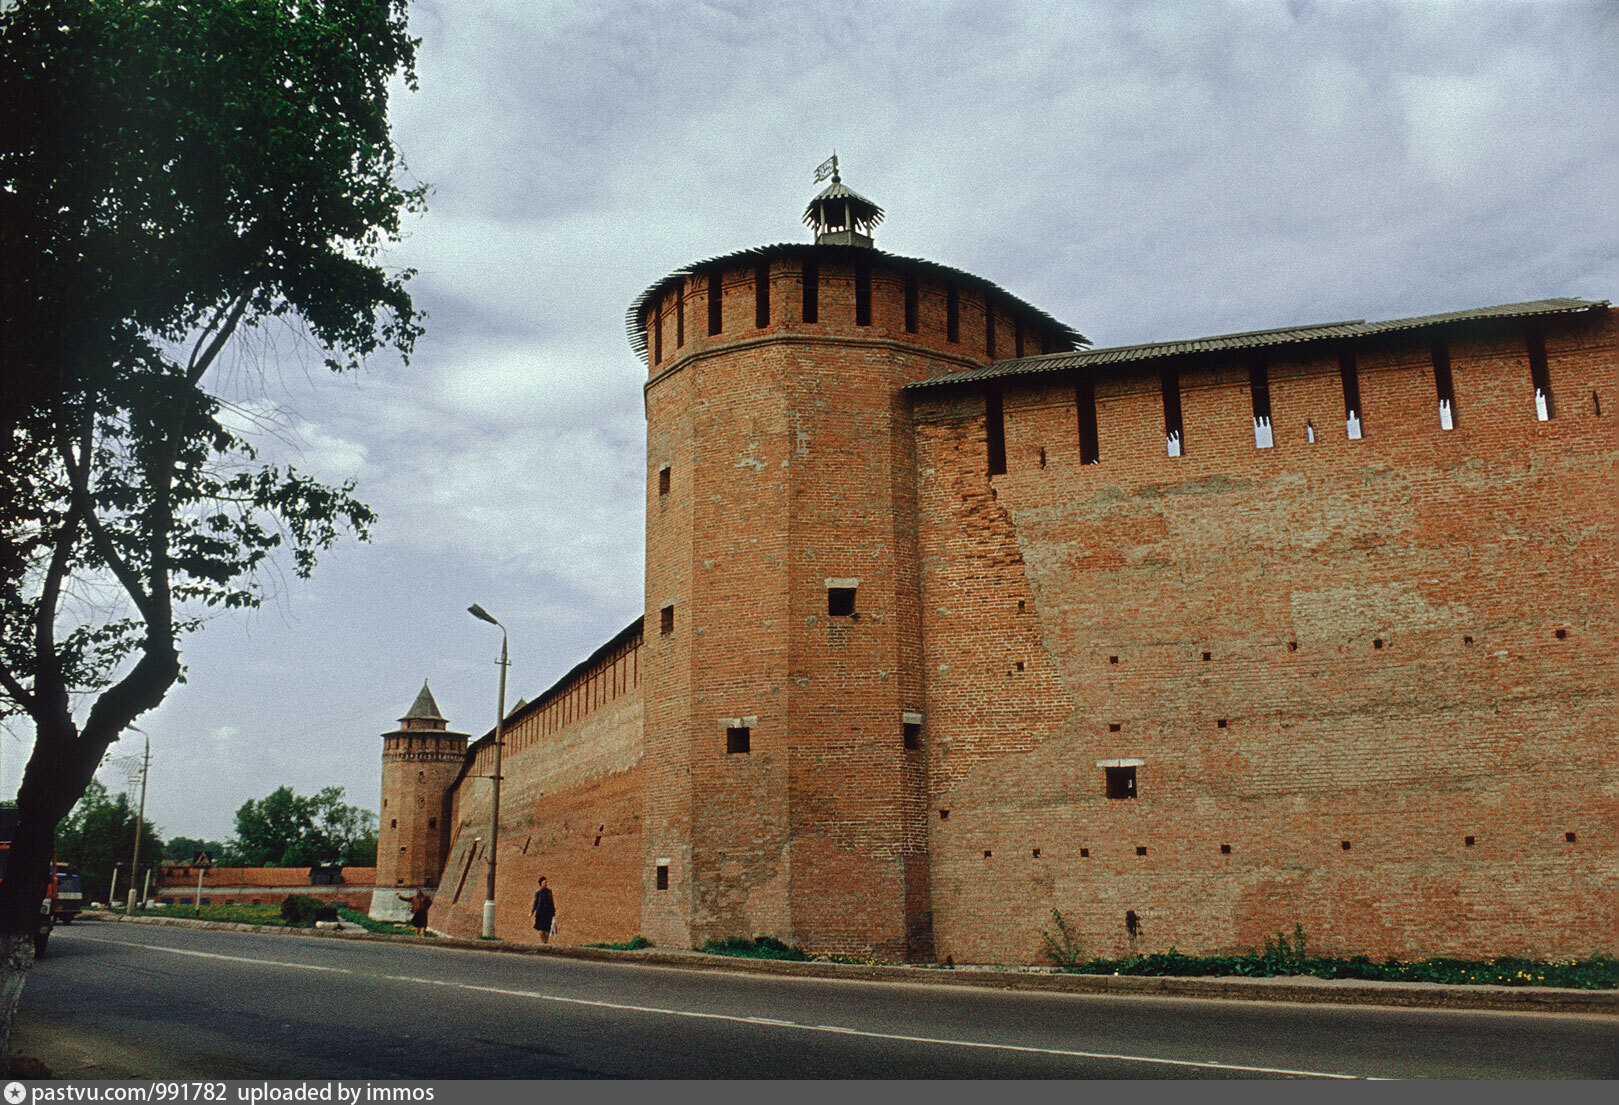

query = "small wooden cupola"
[[804, 154, 884, 247]]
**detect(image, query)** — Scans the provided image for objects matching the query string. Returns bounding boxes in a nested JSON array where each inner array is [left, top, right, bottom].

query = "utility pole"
[[126, 734, 150, 914], [467, 604, 508, 939]]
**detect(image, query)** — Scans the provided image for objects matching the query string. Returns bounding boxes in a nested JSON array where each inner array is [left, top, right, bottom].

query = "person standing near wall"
[[531, 876, 556, 943], [398, 889, 430, 937]]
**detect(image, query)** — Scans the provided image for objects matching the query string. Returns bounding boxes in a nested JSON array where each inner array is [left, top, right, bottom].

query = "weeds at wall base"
[[1058, 950, 1617, 990], [585, 935, 652, 950], [701, 936, 809, 961]]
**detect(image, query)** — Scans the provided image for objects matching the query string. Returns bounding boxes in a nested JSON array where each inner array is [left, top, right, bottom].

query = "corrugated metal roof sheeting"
[[905, 298, 1608, 391], [625, 243, 1087, 359]]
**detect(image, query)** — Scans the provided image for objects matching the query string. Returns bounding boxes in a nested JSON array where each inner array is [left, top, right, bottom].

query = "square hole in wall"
[[1014, 660, 1025, 672], [1464, 836, 1475, 847], [1374, 638, 1384, 650], [1463, 635, 1474, 644], [726, 726, 751, 754], [656, 864, 669, 890], [903, 722, 921, 750], [983, 850, 993, 859], [1108, 722, 1121, 732], [1565, 832, 1577, 843], [1220, 844, 1231, 854], [939, 809, 950, 820], [390, 819, 397, 829], [1216, 719, 1228, 729], [1109, 655, 1119, 665], [828, 587, 856, 617], [1135, 846, 1147, 856], [1201, 651, 1212, 662], [1106, 766, 1136, 800], [1079, 847, 1090, 858], [1017, 599, 1026, 613], [1032, 848, 1041, 858], [1341, 840, 1352, 850], [1287, 641, 1298, 651], [1555, 628, 1568, 639]]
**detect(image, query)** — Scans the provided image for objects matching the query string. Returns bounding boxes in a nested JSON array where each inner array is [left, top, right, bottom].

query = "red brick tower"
[[370, 682, 468, 918], [631, 164, 1083, 958]]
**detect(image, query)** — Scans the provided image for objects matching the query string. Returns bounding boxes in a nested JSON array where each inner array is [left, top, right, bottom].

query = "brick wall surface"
[[912, 309, 1617, 963], [430, 644, 644, 946]]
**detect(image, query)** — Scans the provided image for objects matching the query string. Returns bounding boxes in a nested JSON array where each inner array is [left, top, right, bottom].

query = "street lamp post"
[[467, 604, 508, 939]]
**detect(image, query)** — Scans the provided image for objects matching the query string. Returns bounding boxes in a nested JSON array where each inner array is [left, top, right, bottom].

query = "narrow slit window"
[[675, 282, 685, 347], [985, 389, 1007, 475], [1161, 368, 1185, 457], [1527, 332, 1554, 420], [660, 604, 674, 635], [1105, 766, 1136, 800], [946, 283, 959, 342], [1340, 351, 1363, 438], [984, 296, 996, 357], [658, 465, 670, 496], [707, 269, 722, 335], [1076, 375, 1100, 464], [827, 587, 856, 617], [726, 726, 751, 754], [653, 303, 663, 363], [903, 274, 919, 333], [854, 259, 871, 326], [902, 722, 921, 750], [1249, 361, 1274, 448], [802, 259, 818, 324], [1432, 341, 1456, 430], [656, 864, 669, 890], [755, 261, 770, 329]]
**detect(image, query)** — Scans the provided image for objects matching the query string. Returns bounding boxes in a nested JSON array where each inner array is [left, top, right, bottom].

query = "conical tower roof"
[[400, 680, 448, 724]]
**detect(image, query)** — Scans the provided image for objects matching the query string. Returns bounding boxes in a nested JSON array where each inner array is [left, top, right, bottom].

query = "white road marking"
[[76, 933, 1360, 1078]]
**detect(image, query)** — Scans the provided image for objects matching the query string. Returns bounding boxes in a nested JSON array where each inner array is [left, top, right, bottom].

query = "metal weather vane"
[[814, 153, 839, 183]]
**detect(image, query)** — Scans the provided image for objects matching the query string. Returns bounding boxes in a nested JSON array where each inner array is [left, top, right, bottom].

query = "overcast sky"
[[10, 0, 1615, 843]]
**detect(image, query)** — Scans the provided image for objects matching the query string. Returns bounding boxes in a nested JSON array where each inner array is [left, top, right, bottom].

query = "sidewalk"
[[71, 911, 1619, 1016]]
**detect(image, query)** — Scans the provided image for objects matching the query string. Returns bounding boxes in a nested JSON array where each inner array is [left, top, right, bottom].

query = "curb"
[[83, 913, 1617, 1017]]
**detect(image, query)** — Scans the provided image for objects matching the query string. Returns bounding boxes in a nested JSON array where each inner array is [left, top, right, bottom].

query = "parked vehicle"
[[51, 862, 83, 924]]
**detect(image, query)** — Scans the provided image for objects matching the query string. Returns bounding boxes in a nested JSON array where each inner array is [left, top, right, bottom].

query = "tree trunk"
[[0, 932, 36, 1077]]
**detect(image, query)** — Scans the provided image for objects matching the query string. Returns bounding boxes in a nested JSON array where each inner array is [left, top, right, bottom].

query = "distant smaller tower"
[[369, 682, 468, 919]]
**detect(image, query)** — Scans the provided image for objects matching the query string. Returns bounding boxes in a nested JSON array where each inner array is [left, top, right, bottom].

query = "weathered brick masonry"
[[375, 178, 1615, 963]]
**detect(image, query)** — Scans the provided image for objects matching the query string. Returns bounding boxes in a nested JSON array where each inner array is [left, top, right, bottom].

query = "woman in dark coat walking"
[[530, 876, 556, 943]]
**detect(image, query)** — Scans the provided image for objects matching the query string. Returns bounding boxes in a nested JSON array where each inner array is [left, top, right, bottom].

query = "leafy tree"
[[0, 0, 423, 1061], [52, 779, 165, 906], [231, 786, 377, 867]]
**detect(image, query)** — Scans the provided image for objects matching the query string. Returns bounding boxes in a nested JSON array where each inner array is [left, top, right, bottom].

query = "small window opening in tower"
[[1527, 331, 1554, 420], [658, 465, 670, 496], [1340, 351, 1364, 438], [656, 864, 669, 890], [854, 258, 872, 326], [903, 273, 919, 333], [984, 296, 996, 357], [828, 586, 856, 617], [1432, 341, 1457, 430], [390, 819, 397, 829], [903, 722, 921, 750], [1014, 317, 1024, 359], [1306, 419, 1316, 444], [946, 283, 960, 343], [428, 818, 437, 829], [707, 269, 722, 335], [675, 282, 685, 347], [1106, 766, 1136, 800], [726, 726, 751, 754], [653, 303, 663, 363], [802, 258, 819, 323], [985, 389, 1007, 475], [660, 604, 674, 636], [755, 261, 770, 329], [1076, 374, 1100, 465], [1593, 391, 1602, 416], [1249, 361, 1274, 448], [1161, 368, 1185, 457]]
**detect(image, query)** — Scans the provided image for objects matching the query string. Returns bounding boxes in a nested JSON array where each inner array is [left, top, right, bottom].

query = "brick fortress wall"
[[911, 308, 1617, 963], [430, 624, 644, 945]]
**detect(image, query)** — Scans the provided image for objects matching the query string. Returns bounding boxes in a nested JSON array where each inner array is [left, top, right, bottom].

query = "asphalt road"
[[18, 923, 1617, 1079]]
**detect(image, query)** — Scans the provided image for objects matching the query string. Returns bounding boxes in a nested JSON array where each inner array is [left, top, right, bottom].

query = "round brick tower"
[[630, 166, 1081, 959], [370, 682, 468, 919]]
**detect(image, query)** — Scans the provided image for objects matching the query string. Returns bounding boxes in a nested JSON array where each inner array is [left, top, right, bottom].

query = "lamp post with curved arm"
[[467, 604, 508, 939]]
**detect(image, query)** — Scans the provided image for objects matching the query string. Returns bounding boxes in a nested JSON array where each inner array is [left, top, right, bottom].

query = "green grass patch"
[[585, 935, 653, 950], [1063, 950, 1617, 989], [140, 902, 289, 926], [335, 908, 420, 936], [701, 935, 808, 961]]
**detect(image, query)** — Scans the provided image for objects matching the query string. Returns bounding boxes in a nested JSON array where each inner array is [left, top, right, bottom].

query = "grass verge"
[[585, 935, 653, 950], [701, 936, 808, 961]]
